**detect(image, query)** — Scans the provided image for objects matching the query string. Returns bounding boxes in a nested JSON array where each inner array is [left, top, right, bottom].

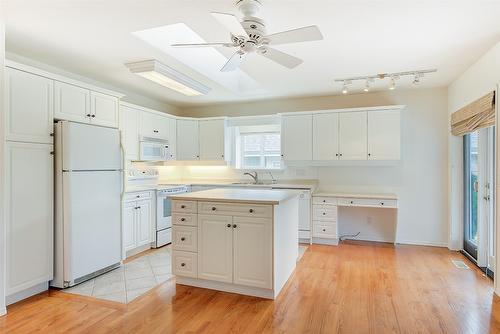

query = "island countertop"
[[168, 188, 301, 205]]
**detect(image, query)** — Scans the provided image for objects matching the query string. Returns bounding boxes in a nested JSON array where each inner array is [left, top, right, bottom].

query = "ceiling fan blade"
[[171, 42, 235, 48], [211, 12, 249, 38], [259, 47, 303, 69], [265, 25, 323, 45], [221, 51, 246, 72]]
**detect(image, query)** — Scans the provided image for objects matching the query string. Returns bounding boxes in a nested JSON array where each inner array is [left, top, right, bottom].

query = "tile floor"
[[62, 245, 173, 303]]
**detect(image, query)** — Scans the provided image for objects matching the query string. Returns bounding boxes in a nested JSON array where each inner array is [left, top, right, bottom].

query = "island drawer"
[[173, 250, 198, 278], [312, 221, 337, 239], [172, 213, 198, 227], [312, 197, 337, 205], [172, 226, 198, 252], [124, 191, 152, 202], [337, 198, 397, 208], [172, 200, 198, 213], [198, 201, 273, 218], [312, 205, 337, 221]]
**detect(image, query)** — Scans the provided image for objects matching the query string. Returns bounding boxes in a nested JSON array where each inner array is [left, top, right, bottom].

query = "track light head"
[[363, 79, 370, 92], [389, 77, 396, 90], [342, 81, 348, 94]]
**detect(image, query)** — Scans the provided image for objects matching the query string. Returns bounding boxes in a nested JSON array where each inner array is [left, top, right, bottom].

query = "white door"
[[140, 111, 169, 140], [281, 114, 312, 161], [339, 111, 368, 160], [367, 110, 401, 160], [5, 142, 53, 295], [136, 199, 152, 247], [123, 201, 137, 253], [168, 117, 177, 160], [313, 113, 339, 160], [60, 121, 121, 171], [5, 67, 54, 144], [90, 91, 119, 128], [177, 119, 200, 160], [232, 217, 272, 289], [198, 215, 233, 283], [119, 105, 140, 160], [54, 81, 91, 123], [63, 170, 122, 281], [199, 119, 225, 160]]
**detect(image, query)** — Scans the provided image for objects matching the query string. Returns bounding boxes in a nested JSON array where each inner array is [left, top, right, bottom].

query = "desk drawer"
[[312, 197, 337, 205], [173, 251, 198, 278], [173, 226, 197, 252], [337, 198, 397, 208], [312, 205, 337, 221], [198, 201, 273, 218], [124, 191, 152, 202], [172, 200, 198, 213], [172, 213, 198, 227], [313, 221, 337, 238]]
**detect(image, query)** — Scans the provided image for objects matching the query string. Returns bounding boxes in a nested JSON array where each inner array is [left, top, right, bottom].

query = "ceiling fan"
[[171, 0, 323, 72]]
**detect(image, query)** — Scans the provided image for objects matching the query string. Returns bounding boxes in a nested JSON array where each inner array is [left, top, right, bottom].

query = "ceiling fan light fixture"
[[125, 59, 210, 96]]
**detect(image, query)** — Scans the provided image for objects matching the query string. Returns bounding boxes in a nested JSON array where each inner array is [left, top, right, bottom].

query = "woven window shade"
[[451, 91, 496, 136]]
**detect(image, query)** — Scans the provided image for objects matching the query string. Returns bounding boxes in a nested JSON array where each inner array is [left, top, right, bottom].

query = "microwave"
[[139, 136, 170, 161]]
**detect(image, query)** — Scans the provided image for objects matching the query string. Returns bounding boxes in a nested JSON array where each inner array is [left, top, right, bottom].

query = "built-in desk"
[[310, 192, 398, 245]]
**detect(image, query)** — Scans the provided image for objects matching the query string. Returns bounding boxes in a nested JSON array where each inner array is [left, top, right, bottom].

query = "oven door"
[[157, 193, 172, 230]]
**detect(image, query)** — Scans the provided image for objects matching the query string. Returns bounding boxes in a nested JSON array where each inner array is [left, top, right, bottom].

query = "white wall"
[[447, 40, 500, 293], [0, 7, 6, 316], [172, 88, 450, 247]]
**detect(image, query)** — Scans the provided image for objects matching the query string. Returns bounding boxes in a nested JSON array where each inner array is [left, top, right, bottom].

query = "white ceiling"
[[4, 0, 500, 107]]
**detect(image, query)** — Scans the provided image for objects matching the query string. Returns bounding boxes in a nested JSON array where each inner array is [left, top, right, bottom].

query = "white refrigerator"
[[52, 121, 122, 288]]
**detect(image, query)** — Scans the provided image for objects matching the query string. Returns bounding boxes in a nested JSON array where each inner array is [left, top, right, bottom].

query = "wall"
[[0, 7, 6, 316], [447, 40, 500, 293], [174, 88, 450, 246]]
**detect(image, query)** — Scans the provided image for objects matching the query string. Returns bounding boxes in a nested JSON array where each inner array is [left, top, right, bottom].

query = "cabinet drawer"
[[312, 205, 337, 221], [172, 213, 198, 227], [124, 191, 152, 202], [313, 221, 337, 239], [198, 202, 273, 218], [172, 226, 197, 252], [312, 196, 337, 205], [172, 200, 197, 213], [337, 198, 397, 208], [172, 251, 198, 278]]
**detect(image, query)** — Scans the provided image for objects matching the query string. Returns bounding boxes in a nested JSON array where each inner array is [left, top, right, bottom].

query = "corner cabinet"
[[281, 114, 313, 161]]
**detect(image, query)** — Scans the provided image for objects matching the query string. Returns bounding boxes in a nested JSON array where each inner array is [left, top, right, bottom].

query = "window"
[[239, 132, 281, 169]]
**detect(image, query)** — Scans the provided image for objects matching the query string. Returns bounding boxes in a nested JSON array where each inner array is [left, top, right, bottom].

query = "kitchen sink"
[[231, 181, 276, 186]]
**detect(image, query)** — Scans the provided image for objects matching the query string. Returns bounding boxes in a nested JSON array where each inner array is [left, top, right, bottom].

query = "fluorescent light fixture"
[[125, 59, 210, 96]]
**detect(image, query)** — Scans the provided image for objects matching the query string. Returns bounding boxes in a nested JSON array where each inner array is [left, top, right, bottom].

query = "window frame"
[[238, 131, 282, 170]]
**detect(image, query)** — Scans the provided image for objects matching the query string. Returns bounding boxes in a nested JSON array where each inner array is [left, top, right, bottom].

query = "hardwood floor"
[[2, 241, 500, 333]]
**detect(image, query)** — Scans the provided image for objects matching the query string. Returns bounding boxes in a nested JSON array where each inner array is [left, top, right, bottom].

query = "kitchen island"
[[169, 188, 300, 299]]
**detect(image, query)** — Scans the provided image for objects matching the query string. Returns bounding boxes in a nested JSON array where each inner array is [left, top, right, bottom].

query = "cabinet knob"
[[227, 224, 231, 228], [181, 218, 186, 222], [322, 212, 326, 215], [211, 207, 216, 211], [181, 205, 186, 209], [381, 202, 384, 206], [232, 224, 237, 228], [249, 209, 254, 213], [181, 262, 186, 267], [136, 195, 140, 198], [350, 201, 354, 204], [335, 153, 338, 157], [368, 153, 371, 157], [322, 229, 326, 232], [86, 114, 91, 117], [91, 114, 95, 118], [339, 153, 343, 157], [181, 237, 186, 241], [323, 200, 326, 203]]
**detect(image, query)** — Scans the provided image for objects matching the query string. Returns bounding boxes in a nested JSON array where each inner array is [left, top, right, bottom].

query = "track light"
[[412, 73, 421, 85], [389, 77, 396, 90], [342, 81, 348, 94], [363, 79, 370, 92]]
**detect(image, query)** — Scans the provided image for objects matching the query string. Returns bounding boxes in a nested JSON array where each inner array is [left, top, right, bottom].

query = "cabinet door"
[[281, 114, 312, 161], [136, 199, 152, 247], [5, 142, 53, 295], [313, 113, 339, 160], [5, 68, 54, 144], [119, 105, 140, 160], [123, 201, 137, 252], [168, 118, 177, 160], [368, 110, 401, 160], [54, 81, 91, 123], [198, 215, 233, 283], [140, 111, 169, 140], [232, 217, 272, 289], [199, 119, 225, 161], [339, 112, 367, 160], [90, 91, 119, 128], [177, 119, 199, 160]]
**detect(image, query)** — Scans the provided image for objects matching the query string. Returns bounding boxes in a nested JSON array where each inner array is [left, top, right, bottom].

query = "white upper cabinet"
[[339, 112, 367, 160], [177, 119, 200, 160], [119, 105, 140, 160], [199, 119, 225, 161], [281, 114, 313, 161], [168, 117, 177, 160], [90, 91, 119, 128], [54, 81, 91, 124], [5, 68, 54, 144], [313, 113, 339, 160], [368, 110, 401, 160], [140, 111, 169, 140]]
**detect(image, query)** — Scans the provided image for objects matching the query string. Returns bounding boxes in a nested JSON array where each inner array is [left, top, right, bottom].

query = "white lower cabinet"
[[122, 191, 154, 256], [5, 142, 54, 296], [311, 196, 338, 242]]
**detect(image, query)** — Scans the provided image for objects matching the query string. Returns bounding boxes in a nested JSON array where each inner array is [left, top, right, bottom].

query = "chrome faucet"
[[244, 171, 258, 184]]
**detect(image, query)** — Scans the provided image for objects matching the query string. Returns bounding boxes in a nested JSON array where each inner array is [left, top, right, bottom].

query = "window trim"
[[238, 131, 282, 170]]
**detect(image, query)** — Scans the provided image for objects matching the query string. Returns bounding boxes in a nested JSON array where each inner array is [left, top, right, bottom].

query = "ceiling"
[[4, 0, 500, 107]]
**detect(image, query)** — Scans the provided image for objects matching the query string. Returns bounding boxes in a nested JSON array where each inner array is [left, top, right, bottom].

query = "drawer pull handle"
[[249, 209, 254, 213], [381, 202, 384, 205], [227, 224, 231, 228], [181, 205, 186, 209], [232, 224, 237, 228], [211, 207, 217, 211], [136, 195, 140, 198], [322, 229, 326, 232], [181, 218, 186, 222], [181, 237, 186, 241], [180, 263, 186, 267], [350, 201, 354, 204], [323, 200, 326, 203], [322, 212, 326, 215]]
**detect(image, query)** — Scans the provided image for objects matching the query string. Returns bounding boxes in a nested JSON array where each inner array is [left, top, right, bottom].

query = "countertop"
[[313, 192, 398, 200], [168, 188, 301, 205]]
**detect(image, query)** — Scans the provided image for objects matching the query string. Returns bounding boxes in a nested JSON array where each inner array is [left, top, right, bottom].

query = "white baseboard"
[[176, 276, 274, 299], [395, 239, 448, 248], [0, 307, 6, 317], [312, 237, 339, 245], [6, 282, 48, 306]]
